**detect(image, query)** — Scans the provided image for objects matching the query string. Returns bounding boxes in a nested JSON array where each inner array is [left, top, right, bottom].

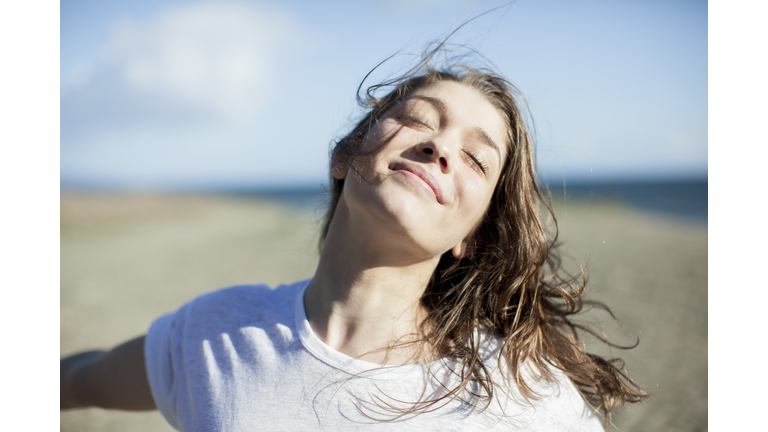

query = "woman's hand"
[[60, 336, 156, 410]]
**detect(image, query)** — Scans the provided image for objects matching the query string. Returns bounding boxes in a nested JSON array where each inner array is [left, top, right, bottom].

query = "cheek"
[[456, 180, 495, 229], [363, 120, 401, 152]]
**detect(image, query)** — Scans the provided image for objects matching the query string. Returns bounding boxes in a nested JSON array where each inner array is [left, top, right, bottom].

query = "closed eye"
[[462, 150, 489, 174], [396, 113, 434, 130]]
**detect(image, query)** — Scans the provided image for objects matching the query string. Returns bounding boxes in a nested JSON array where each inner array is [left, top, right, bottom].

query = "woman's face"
[[338, 80, 509, 260]]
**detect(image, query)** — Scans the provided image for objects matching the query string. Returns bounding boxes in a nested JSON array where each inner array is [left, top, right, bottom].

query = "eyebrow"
[[408, 95, 447, 115], [407, 95, 502, 162], [473, 128, 502, 161]]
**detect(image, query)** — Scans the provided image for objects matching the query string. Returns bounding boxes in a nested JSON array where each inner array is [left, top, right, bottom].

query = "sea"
[[231, 178, 708, 224], [543, 179, 708, 223]]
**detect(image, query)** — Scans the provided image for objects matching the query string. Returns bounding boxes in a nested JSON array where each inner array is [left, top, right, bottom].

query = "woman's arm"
[[60, 336, 156, 410]]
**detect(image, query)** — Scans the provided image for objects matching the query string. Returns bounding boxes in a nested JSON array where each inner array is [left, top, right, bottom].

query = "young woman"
[[61, 52, 646, 431]]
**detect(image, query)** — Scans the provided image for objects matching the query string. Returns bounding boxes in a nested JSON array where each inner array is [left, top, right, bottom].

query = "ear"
[[451, 238, 477, 259], [330, 158, 348, 180]]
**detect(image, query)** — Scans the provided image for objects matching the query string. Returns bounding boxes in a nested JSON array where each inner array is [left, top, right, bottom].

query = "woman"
[[61, 52, 646, 430]]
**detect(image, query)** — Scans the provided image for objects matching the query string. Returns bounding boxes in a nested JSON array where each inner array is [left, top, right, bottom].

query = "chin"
[[343, 179, 454, 254]]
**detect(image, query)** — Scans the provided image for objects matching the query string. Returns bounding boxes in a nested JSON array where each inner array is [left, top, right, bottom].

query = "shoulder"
[[148, 278, 310, 343], [183, 279, 308, 318], [524, 366, 603, 431], [183, 280, 306, 320], [475, 331, 603, 431]]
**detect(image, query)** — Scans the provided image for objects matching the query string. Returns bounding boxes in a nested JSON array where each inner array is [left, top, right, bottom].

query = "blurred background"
[[60, 0, 707, 431]]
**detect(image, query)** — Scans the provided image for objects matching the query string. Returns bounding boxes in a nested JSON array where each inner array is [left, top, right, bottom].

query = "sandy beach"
[[60, 193, 707, 432]]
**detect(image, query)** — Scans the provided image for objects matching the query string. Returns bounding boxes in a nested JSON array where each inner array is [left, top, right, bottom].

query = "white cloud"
[[105, 1, 299, 121]]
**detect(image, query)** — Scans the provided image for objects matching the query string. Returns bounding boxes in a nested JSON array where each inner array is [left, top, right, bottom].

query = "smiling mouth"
[[389, 162, 443, 204]]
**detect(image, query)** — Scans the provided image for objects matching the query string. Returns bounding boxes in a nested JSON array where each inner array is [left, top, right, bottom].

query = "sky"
[[60, 0, 708, 190]]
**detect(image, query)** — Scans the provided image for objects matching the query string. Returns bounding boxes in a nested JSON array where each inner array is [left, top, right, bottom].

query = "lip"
[[390, 162, 444, 204]]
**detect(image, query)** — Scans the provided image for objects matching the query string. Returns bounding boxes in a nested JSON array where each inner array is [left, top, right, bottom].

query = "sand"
[[60, 193, 707, 432]]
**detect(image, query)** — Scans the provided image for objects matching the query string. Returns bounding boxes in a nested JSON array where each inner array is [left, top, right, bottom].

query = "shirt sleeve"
[[144, 311, 181, 430]]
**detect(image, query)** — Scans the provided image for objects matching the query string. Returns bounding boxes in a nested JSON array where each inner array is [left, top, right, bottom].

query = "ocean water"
[[238, 179, 708, 223], [545, 179, 708, 223]]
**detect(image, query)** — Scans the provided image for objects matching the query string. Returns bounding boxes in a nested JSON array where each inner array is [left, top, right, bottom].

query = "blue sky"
[[60, 0, 707, 190]]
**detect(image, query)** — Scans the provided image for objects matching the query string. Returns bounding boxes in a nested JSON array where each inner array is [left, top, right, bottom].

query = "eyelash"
[[463, 150, 489, 174], [397, 113, 433, 129]]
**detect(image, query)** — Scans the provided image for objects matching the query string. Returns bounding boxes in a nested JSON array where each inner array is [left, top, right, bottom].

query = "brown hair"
[[320, 49, 647, 426]]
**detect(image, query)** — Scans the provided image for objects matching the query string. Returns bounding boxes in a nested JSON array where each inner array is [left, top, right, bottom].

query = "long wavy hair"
[[319, 48, 647, 426]]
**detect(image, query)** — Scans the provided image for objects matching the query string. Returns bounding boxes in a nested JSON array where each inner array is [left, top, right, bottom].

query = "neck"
[[304, 197, 441, 365]]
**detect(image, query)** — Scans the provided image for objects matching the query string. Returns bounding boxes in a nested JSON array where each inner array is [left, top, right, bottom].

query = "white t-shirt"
[[145, 279, 603, 431]]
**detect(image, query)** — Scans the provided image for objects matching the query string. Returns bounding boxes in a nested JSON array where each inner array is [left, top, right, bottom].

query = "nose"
[[416, 140, 451, 172]]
